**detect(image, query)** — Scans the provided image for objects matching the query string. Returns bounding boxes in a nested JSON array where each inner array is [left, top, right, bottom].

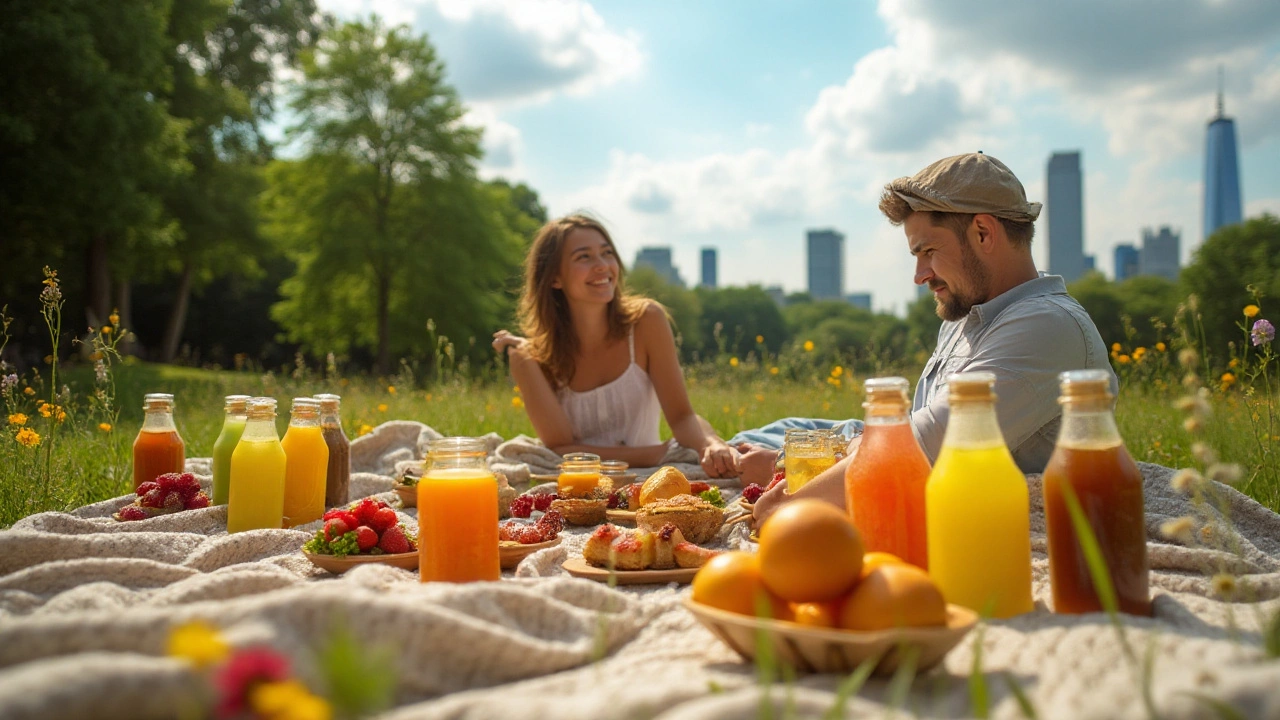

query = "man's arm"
[[752, 436, 861, 527]]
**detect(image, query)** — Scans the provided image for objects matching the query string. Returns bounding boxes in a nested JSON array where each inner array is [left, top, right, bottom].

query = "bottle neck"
[[142, 410, 177, 432], [242, 416, 280, 441], [223, 410, 248, 423], [1057, 404, 1123, 449], [941, 400, 1005, 449], [864, 401, 910, 427], [289, 412, 320, 428]]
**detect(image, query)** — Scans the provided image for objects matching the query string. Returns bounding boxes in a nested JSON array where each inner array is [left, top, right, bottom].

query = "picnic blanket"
[[0, 420, 1278, 719]]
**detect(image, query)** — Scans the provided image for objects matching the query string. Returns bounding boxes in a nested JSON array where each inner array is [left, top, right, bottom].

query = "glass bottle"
[[132, 393, 186, 490], [1043, 370, 1151, 616], [211, 395, 250, 505], [314, 393, 351, 508], [925, 372, 1033, 618], [559, 452, 604, 497], [420, 437, 499, 583], [227, 398, 286, 533], [280, 397, 329, 528], [844, 377, 931, 569]]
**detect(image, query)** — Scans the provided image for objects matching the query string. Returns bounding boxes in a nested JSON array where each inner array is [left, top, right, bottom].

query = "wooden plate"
[[605, 509, 636, 525], [393, 485, 417, 507], [684, 599, 977, 675], [499, 537, 561, 569], [303, 551, 419, 574], [562, 557, 698, 585]]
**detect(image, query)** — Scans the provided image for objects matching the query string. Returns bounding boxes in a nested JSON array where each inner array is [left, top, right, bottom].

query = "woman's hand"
[[492, 330, 527, 357], [752, 477, 788, 527], [700, 440, 740, 479], [735, 443, 779, 487]]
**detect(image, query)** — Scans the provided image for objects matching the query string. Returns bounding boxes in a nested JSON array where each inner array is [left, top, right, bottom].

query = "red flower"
[[214, 647, 291, 718]]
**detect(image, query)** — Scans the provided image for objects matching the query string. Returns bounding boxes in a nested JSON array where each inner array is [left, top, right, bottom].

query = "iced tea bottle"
[[211, 395, 250, 505], [132, 393, 186, 490], [227, 398, 287, 533], [280, 397, 329, 527], [1043, 370, 1150, 616], [314, 393, 351, 508], [925, 372, 1033, 618], [845, 377, 931, 569]]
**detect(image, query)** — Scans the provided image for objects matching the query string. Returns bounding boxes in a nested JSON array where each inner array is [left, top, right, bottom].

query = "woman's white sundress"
[[557, 329, 663, 447]]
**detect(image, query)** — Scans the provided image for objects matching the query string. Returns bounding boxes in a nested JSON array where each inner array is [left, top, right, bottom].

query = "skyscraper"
[[633, 247, 685, 287], [1204, 72, 1243, 240], [1114, 243, 1140, 282], [1139, 226, 1181, 282], [700, 247, 717, 288], [806, 229, 844, 300], [1047, 151, 1086, 283]]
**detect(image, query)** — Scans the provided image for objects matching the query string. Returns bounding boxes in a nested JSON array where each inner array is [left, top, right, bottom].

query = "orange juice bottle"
[[558, 452, 603, 497], [227, 398, 286, 533], [845, 377, 931, 569], [419, 437, 499, 583], [1043, 370, 1150, 616], [132, 393, 186, 490], [925, 372, 1033, 618], [280, 397, 329, 528]]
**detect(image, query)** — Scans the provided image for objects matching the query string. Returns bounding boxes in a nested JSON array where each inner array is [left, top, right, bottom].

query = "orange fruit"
[[758, 499, 864, 603], [838, 564, 947, 631], [860, 551, 906, 578], [790, 600, 841, 628], [692, 551, 791, 620]]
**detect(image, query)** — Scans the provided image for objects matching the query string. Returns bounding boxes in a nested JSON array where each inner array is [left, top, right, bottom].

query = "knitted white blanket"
[[0, 420, 1278, 719]]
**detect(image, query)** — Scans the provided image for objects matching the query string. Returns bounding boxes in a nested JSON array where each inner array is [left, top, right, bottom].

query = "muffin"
[[550, 497, 608, 526], [636, 494, 723, 544], [638, 466, 691, 506]]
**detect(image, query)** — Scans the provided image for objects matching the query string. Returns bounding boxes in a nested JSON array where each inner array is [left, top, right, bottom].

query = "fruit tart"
[[636, 494, 724, 544]]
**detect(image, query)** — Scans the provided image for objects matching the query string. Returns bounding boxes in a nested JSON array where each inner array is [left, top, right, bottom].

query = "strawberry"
[[689, 481, 712, 495], [324, 517, 351, 542], [355, 525, 378, 551], [118, 505, 148, 521], [767, 470, 786, 491], [136, 481, 159, 497], [186, 492, 211, 509], [140, 488, 166, 508], [370, 507, 397, 533], [351, 498, 379, 526], [377, 525, 412, 554], [323, 508, 346, 521], [162, 492, 185, 512], [156, 473, 184, 494], [176, 473, 201, 496]]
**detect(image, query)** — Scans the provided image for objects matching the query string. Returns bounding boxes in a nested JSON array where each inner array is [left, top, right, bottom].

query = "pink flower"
[[1252, 319, 1275, 346], [215, 647, 291, 718]]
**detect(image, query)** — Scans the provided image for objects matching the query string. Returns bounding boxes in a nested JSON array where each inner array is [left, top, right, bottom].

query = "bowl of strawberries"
[[302, 497, 419, 574], [114, 473, 211, 522]]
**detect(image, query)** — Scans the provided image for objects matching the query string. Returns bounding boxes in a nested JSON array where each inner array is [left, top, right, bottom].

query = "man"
[[752, 152, 1115, 526]]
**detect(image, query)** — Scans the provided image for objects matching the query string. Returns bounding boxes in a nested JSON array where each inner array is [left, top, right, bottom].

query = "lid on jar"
[[143, 393, 175, 411], [1058, 369, 1114, 404]]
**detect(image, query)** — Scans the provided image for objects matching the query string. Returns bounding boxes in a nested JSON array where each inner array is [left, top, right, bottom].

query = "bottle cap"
[[246, 397, 278, 417], [314, 393, 341, 411], [863, 376, 911, 409], [1058, 369, 1114, 403], [947, 371, 997, 403], [142, 393, 175, 411], [224, 395, 251, 413]]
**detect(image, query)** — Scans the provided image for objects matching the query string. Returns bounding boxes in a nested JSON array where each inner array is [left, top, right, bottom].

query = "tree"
[[904, 292, 943, 355], [1068, 271, 1127, 347], [1182, 214, 1280, 358], [695, 286, 789, 359], [625, 268, 703, 358], [279, 16, 484, 373]]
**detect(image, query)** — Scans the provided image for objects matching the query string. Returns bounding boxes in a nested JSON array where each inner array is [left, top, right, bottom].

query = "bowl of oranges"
[[685, 499, 977, 675]]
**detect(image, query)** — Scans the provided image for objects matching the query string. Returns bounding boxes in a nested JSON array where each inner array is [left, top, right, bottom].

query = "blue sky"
[[318, 0, 1280, 315]]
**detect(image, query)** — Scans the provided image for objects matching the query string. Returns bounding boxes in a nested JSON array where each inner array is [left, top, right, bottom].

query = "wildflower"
[[425, 393, 432, 402], [1252, 319, 1275, 346], [8, 413, 26, 426], [1160, 516, 1195, 544], [512, 396, 524, 409], [357, 424, 373, 436], [38, 402, 52, 418], [513, 386, 521, 395], [251, 680, 332, 720], [101, 326, 112, 335], [1210, 573, 1237, 599], [1183, 417, 1203, 433], [1243, 305, 1260, 318], [23, 387, 35, 396], [94, 360, 108, 383], [1207, 463, 1243, 485], [1117, 354, 1131, 364], [1190, 442, 1217, 465], [109, 310, 120, 326], [755, 335, 764, 344], [831, 366, 844, 378], [1178, 348, 1198, 368], [387, 385, 396, 395], [15, 428, 40, 448], [215, 647, 291, 718], [1181, 373, 1200, 389], [54, 408, 66, 423], [0, 374, 16, 394], [377, 403, 388, 413], [822, 402, 830, 411], [1156, 342, 1166, 352], [803, 340, 814, 352], [754, 393, 764, 402], [1170, 468, 1202, 493], [1134, 347, 1146, 358], [1111, 342, 1122, 352], [1220, 372, 1236, 390], [729, 357, 739, 367], [1228, 358, 1239, 369], [826, 377, 841, 387], [167, 621, 230, 669], [769, 367, 779, 375]]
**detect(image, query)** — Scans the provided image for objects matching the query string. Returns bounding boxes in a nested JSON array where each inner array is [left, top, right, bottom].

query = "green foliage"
[[1069, 272, 1181, 349], [626, 267, 704, 357], [1183, 214, 1280, 360], [696, 285, 789, 359], [318, 622, 397, 719]]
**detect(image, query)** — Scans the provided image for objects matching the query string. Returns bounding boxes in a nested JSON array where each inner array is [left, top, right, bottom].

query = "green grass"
[[2, 357, 1276, 527]]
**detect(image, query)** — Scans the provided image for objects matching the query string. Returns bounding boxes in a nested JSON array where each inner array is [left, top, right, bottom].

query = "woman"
[[493, 214, 739, 478]]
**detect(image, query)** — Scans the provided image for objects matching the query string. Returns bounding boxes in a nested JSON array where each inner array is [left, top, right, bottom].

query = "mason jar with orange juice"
[[558, 452, 605, 497], [419, 437, 499, 583]]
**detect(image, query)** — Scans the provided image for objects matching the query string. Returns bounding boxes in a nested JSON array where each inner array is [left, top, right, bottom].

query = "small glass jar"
[[600, 459, 629, 493], [783, 430, 836, 494], [558, 452, 603, 498], [420, 437, 499, 583]]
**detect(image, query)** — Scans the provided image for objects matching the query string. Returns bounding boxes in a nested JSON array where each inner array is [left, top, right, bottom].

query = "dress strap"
[[628, 327, 636, 363]]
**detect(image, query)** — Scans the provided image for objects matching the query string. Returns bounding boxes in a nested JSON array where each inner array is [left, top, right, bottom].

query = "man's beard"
[[932, 242, 991, 321]]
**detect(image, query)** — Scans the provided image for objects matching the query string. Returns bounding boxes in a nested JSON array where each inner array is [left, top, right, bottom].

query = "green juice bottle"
[[211, 395, 250, 505]]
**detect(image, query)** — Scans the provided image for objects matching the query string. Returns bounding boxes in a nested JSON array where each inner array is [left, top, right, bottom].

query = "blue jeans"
[[727, 417, 865, 452]]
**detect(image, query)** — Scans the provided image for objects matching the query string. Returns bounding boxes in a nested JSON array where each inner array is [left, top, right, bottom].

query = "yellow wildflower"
[[23, 387, 34, 396], [377, 403, 388, 413], [1210, 573, 1237, 599], [98, 423, 112, 432], [769, 367, 779, 375], [729, 357, 739, 367], [754, 393, 764, 402], [15, 428, 40, 448], [826, 377, 841, 387], [109, 310, 120, 326], [8, 413, 26, 426], [803, 340, 814, 352], [1111, 342, 1121, 352], [357, 423, 373, 437], [831, 366, 844, 378], [1243, 305, 1260, 318], [1220, 372, 1236, 390], [1117, 355, 1130, 364], [1229, 357, 1239, 368], [512, 396, 524, 409], [101, 326, 112, 335], [251, 680, 332, 720], [755, 335, 764, 344], [1155, 342, 1166, 352], [54, 408, 66, 423], [38, 402, 52, 418], [167, 621, 229, 669], [822, 402, 830, 411], [425, 393, 433, 402], [387, 385, 397, 395], [513, 385, 521, 395]]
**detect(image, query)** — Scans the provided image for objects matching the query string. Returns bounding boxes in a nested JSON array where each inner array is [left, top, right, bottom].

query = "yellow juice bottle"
[[925, 372, 1033, 618], [227, 398, 287, 533], [281, 397, 329, 528]]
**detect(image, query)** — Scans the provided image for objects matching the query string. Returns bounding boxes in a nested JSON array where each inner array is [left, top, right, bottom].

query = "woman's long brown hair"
[[517, 214, 649, 389]]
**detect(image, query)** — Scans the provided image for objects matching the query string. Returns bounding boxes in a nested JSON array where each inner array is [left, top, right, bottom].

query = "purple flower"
[[1252, 319, 1275, 347]]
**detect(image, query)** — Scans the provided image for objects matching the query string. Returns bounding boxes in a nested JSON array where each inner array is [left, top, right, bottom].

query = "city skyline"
[[1046, 151, 1088, 284], [1204, 75, 1244, 239]]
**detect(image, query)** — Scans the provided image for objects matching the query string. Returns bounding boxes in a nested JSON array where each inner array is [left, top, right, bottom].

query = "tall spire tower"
[[1203, 67, 1243, 239]]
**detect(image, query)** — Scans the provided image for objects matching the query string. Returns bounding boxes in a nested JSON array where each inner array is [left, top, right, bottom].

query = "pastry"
[[609, 529, 655, 570], [550, 497, 608, 526], [651, 523, 686, 569], [638, 466, 691, 507], [673, 540, 719, 569], [584, 524, 624, 566], [636, 494, 723, 544]]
